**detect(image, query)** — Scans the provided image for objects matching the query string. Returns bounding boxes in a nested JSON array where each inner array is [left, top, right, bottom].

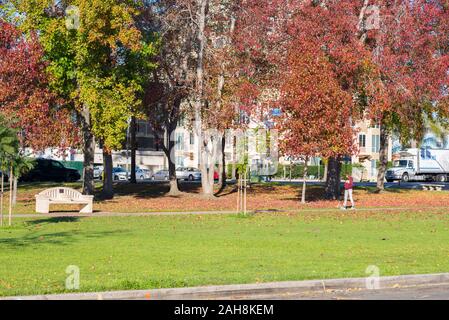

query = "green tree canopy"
[[8, 0, 158, 151]]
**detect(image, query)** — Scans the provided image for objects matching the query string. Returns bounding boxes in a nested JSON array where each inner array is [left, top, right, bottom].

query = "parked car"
[[0, 170, 9, 182], [21, 158, 81, 182], [93, 165, 104, 180], [135, 167, 152, 180], [152, 170, 169, 181], [112, 167, 129, 181], [142, 169, 152, 179], [176, 167, 201, 181]]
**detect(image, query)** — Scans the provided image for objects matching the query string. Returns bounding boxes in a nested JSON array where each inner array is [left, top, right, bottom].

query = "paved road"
[[228, 284, 449, 300], [271, 180, 449, 190], [5, 274, 449, 300]]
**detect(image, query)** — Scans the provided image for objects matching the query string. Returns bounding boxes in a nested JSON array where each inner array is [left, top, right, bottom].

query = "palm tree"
[[0, 125, 19, 157], [10, 156, 35, 205], [0, 122, 19, 226]]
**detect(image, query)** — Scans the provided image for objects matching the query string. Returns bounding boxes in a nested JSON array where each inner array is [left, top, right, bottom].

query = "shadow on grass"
[[25, 216, 82, 225], [281, 183, 414, 203], [18, 181, 84, 192], [214, 186, 238, 197], [0, 224, 129, 249], [109, 182, 220, 199], [109, 181, 327, 202], [355, 186, 409, 194]]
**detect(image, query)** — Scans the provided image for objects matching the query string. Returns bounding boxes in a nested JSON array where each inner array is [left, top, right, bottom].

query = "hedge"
[[60, 161, 84, 176]]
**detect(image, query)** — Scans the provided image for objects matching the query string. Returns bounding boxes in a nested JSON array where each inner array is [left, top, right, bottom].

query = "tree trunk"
[[301, 158, 308, 204], [80, 106, 95, 195], [8, 166, 12, 226], [12, 176, 17, 206], [130, 116, 137, 184], [194, 0, 213, 197], [325, 157, 342, 200], [203, 163, 215, 196], [323, 159, 328, 182], [218, 133, 226, 191], [166, 124, 180, 196], [376, 121, 389, 192], [101, 150, 114, 199], [232, 135, 236, 180], [198, 130, 218, 198]]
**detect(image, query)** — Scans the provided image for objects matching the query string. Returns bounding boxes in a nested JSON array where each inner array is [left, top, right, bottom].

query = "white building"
[[32, 116, 394, 182], [352, 120, 393, 182]]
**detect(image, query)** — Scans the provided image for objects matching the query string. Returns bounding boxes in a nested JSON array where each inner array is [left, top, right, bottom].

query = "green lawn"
[[1, 210, 449, 297]]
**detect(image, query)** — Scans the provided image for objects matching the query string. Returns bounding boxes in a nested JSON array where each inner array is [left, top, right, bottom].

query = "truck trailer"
[[386, 148, 449, 183]]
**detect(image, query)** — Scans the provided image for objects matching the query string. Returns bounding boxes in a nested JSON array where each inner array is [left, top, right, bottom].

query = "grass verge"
[[1, 209, 448, 296]]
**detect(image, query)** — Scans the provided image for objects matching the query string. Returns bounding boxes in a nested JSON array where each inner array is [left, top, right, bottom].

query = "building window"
[[175, 156, 184, 167], [371, 159, 377, 177], [190, 132, 195, 145], [137, 137, 155, 150], [137, 122, 145, 134], [371, 135, 380, 153], [175, 132, 184, 151], [359, 134, 366, 148]]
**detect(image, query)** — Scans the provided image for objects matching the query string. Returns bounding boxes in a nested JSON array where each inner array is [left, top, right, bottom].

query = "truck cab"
[[386, 159, 416, 182]]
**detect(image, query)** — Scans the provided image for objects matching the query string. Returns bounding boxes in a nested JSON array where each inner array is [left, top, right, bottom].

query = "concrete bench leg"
[[80, 201, 93, 214], [36, 199, 50, 214]]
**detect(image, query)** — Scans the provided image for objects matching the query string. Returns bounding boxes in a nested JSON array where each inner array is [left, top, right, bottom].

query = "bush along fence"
[[60, 161, 84, 176]]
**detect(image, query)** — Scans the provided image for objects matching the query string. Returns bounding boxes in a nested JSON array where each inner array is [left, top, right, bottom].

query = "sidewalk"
[[2, 273, 449, 300]]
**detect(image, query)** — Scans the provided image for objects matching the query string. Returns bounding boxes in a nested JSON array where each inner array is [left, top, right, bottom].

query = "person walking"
[[341, 174, 355, 210]]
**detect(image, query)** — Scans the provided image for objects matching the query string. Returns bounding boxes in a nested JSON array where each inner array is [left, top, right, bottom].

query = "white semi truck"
[[386, 148, 449, 183]]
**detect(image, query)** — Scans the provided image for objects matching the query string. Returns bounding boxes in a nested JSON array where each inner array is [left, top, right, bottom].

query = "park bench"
[[421, 184, 445, 191], [35, 187, 94, 214]]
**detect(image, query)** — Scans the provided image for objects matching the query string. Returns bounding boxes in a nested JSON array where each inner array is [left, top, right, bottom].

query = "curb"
[[3, 273, 449, 300]]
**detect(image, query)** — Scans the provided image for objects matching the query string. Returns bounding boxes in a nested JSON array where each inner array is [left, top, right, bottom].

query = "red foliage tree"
[[280, 44, 356, 202], [357, 0, 449, 190], [235, 0, 449, 198], [234, 0, 371, 199], [0, 20, 78, 153]]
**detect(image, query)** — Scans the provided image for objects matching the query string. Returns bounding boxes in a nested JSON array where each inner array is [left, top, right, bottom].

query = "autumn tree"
[[137, 0, 197, 195], [188, 0, 219, 197], [357, 0, 449, 191], [280, 44, 355, 203], [235, 0, 371, 199], [141, 0, 225, 197], [202, 0, 241, 192], [185, 0, 250, 197], [9, 0, 148, 196], [143, 74, 189, 196], [0, 19, 78, 152]]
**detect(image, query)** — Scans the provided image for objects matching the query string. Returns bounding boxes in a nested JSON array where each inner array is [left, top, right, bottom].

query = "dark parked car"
[[21, 158, 81, 182], [0, 170, 8, 182]]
